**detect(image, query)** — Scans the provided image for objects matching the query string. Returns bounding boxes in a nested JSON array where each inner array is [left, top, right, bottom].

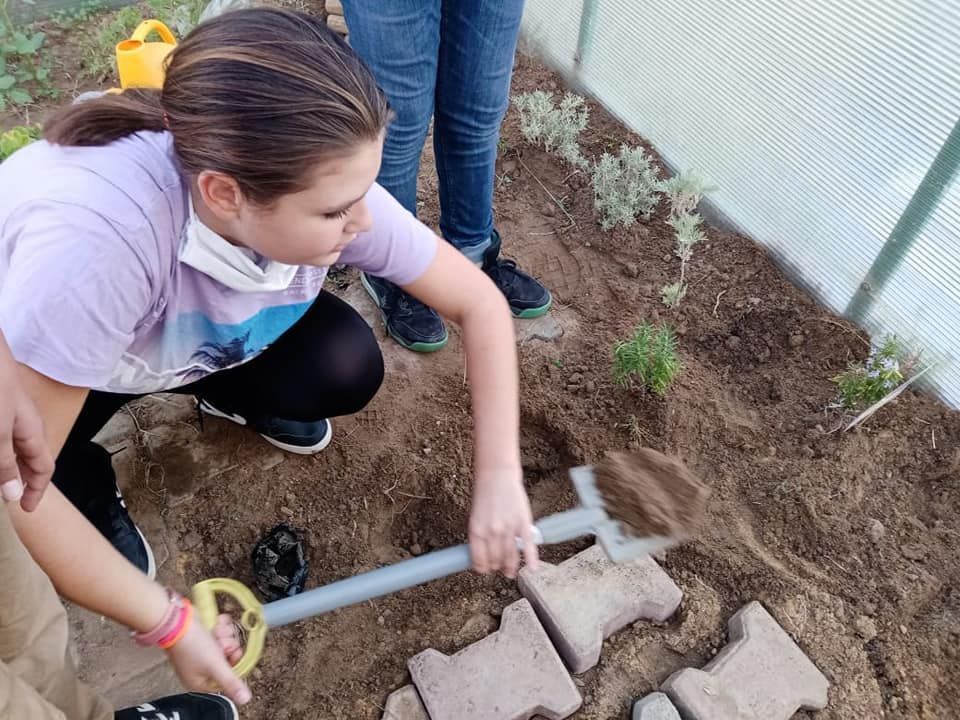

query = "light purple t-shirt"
[[0, 131, 437, 393]]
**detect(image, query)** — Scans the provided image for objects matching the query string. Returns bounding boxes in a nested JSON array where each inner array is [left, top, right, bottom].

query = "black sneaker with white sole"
[[197, 397, 333, 455], [53, 442, 155, 578], [115, 693, 238, 720]]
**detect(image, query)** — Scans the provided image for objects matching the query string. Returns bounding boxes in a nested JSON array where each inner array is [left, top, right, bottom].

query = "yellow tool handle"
[[192, 578, 268, 678], [131, 19, 177, 45]]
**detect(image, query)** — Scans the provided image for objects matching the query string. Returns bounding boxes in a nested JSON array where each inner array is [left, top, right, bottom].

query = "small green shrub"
[[832, 336, 907, 409], [660, 282, 686, 309], [660, 211, 707, 309], [0, 123, 40, 161], [512, 90, 588, 168], [0, 0, 55, 110], [658, 170, 712, 218], [614, 321, 681, 395], [592, 145, 660, 230], [669, 212, 706, 261]]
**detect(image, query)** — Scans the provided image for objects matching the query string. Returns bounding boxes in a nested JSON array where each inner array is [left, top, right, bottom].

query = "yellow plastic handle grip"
[[192, 578, 267, 679], [131, 19, 177, 45]]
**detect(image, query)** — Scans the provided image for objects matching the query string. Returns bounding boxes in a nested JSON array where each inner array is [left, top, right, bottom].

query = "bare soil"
[[7, 27, 958, 720]]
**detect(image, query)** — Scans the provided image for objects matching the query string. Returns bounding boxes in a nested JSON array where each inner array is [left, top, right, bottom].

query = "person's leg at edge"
[[1, 510, 242, 720], [52, 391, 157, 577], [342, 0, 449, 352], [192, 290, 384, 453], [434, 0, 552, 318], [0, 505, 114, 720]]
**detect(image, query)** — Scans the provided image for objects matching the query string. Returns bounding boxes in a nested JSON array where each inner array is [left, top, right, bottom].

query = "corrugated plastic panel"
[[522, 0, 960, 407]]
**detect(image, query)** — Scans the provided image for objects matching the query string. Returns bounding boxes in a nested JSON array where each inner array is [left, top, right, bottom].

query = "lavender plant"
[[592, 145, 660, 230], [512, 90, 589, 168]]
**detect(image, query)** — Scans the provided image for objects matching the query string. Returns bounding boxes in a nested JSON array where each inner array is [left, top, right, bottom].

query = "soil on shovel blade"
[[74, 55, 960, 720], [595, 449, 709, 539]]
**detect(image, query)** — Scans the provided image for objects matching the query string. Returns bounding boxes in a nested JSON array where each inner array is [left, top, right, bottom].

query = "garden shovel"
[[193, 464, 684, 677]]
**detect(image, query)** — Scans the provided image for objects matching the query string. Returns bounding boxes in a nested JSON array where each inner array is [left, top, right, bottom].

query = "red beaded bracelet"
[[132, 588, 185, 647]]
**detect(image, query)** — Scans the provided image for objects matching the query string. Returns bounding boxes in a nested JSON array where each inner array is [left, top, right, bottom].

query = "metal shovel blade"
[[569, 465, 677, 563]]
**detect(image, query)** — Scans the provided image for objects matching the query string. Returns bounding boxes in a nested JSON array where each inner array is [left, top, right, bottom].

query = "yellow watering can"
[[115, 20, 177, 89]]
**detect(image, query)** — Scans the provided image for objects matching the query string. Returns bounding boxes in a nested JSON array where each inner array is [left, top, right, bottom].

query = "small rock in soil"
[[454, 612, 498, 644], [624, 263, 640, 278], [502, 159, 517, 174], [409, 543, 423, 556], [182, 531, 202, 550], [585, 380, 597, 393], [726, 335, 741, 349], [569, 373, 584, 384], [854, 615, 878, 641], [285, 492, 296, 505], [789, 334, 805, 347], [280, 506, 294, 517], [867, 519, 887, 543], [259, 449, 285, 472], [540, 202, 557, 218], [662, 254, 672, 262], [901, 543, 927, 561]]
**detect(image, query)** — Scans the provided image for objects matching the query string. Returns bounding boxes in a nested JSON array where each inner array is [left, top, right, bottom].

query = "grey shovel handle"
[[261, 507, 607, 629], [262, 543, 473, 628]]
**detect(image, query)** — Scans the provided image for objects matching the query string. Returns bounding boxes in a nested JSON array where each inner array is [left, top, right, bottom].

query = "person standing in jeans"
[[343, 0, 552, 353]]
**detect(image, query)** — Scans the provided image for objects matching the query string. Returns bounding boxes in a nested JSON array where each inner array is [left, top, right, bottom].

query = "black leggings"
[[54, 291, 384, 509]]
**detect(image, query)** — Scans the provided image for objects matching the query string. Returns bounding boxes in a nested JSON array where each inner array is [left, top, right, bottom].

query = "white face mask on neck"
[[178, 198, 299, 293]]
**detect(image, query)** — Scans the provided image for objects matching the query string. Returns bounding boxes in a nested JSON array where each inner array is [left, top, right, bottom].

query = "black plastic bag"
[[251, 523, 309, 602]]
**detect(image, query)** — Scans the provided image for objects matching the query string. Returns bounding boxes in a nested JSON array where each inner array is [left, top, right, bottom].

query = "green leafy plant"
[[614, 321, 681, 395], [512, 90, 588, 168], [832, 336, 909, 410], [51, 0, 106, 28], [591, 144, 660, 230], [0, 0, 54, 110], [0, 122, 40, 161], [658, 170, 713, 218], [147, 0, 206, 37], [660, 211, 707, 308]]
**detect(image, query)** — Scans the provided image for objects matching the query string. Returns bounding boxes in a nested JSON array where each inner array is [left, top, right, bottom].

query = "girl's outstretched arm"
[[402, 239, 539, 579]]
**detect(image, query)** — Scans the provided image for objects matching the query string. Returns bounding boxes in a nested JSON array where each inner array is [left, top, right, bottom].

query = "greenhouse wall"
[[521, 0, 960, 408]]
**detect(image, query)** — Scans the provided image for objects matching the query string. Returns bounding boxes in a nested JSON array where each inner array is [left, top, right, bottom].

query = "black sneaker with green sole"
[[361, 272, 449, 353], [482, 229, 552, 318]]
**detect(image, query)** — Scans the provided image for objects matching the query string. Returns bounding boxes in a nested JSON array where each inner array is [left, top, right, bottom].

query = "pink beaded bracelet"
[[132, 588, 185, 647]]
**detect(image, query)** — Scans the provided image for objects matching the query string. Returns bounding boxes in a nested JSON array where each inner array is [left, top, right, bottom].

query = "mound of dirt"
[[594, 449, 708, 538]]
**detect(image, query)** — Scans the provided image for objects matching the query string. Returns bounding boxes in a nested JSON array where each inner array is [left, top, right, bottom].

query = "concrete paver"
[[408, 599, 582, 720], [381, 685, 429, 720], [661, 601, 829, 720], [632, 692, 681, 720], [518, 545, 682, 672]]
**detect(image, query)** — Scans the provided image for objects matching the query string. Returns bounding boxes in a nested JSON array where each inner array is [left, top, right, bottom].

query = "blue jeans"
[[343, 0, 525, 263]]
